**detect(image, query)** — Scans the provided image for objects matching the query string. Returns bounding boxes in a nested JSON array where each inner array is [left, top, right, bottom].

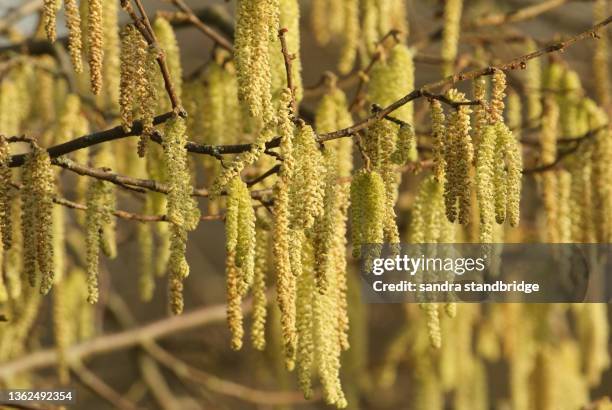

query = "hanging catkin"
[[87, 0, 103, 95], [476, 125, 496, 243], [441, 0, 463, 76], [273, 89, 298, 368], [235, 0, 278, 122], [290, 123, 326, 230], [0, 136, 12, 250], [84, 179, 112, 304], [43, 0, 60, 42], [444, 89, 473, 224], [64, 0, 83, 73], [162, 117, 199, 314], [524, 40, 542, 126], [225, 176, 255, 350], [350, 169, 385, 257], [250, 223, 268, 350], [21, 146, 55, 294], [338, 0, 360, 74]]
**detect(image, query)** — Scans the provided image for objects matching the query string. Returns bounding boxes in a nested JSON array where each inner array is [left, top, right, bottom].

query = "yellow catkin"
[[21, 146, 55, 294], [290, 123, 326, 230], [557, 170, 572, 242], [540, 97, 560, 242], [64, 0, 83, 73], [99, 0, 120, 111], [524, 40, 542, 126], [430, 99, 447, 181], [84, 179, 112, 304], [498, 122, 523, 227], [472, 76, 488, 150], [226, 248, 243, 351], [311, 0, 331, 45], [235, 0, 278, 122], [162, 117, 198, 314], [0, 136, 12, 250], [588, 102, 612, 241], [338, 0, 359, 74], [350, 169, 386, 257], [296, 252, 315, 398], [593, 0, 611, 109], [489, 69, 506, 123], [43, 0, 59, 42], [422, 304, 442, 348], [444, 89, 473, 224], [311, 233, 347, 408], [226, 177, 256, 293], [362, 0, 379, 55], [273, 89, 297, 368], [251, 224, 268, 350], [441, 0, 463, 76], [119, 25, 138, 131], [476, 125, 496, 243], [87, 0, 103, 95], [409, 176, 453, 244]]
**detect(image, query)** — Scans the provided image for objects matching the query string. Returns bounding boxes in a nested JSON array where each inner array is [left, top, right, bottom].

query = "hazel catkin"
[[350, 169, 385, 257], [87, 0, 104, 95], [64, 0, 83, 73], [22, 146, 55, 294], [0, 135, 12, 250]]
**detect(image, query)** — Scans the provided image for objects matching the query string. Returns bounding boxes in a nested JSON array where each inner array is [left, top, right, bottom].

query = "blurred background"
[[0, 1, 610, 409]]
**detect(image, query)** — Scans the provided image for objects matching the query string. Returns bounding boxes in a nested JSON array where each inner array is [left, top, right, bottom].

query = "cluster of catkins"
[[2, 0, 612, 407]]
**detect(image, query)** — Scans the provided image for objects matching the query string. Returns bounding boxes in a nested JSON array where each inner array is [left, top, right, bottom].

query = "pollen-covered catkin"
[[476, 125, 496, 243], [251, 224, 268, 350], [431, 99, 447, 181], [119, 25, 138, 131], [444, 89, 473, 224], [87, 0, 103, 95], [84, 179, 112, 304], [43, 0, 59, 42], [0, 136, 12, 250], [226, 177, 256, 292], [273, 89, 297, 368], [64, 0, 83, 73], [163, 117, 199, 314], [350, 169, 386, 257], [21, 146, 55, 294], [441, 0, 463, 76], [234, 0, 278, 122], [290, 123, 326, 230]]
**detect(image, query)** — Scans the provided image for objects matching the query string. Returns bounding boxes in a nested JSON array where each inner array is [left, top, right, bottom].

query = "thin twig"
[[71, 361, 140, 410], [146, 344, 315, 406], [319, 16, 612, 142], [278, 28, 298, 114], [121, 0, 185, 116], [0, 297, 242, 378], [167, 0, 234, 52]]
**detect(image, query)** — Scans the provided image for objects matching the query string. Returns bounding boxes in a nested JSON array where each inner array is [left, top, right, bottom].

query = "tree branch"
[[166, 0, 234, 53]]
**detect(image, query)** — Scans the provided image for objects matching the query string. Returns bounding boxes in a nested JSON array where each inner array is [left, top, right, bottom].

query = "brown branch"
[[147, 343, 315, 406], [278, 28, 298, 114], [0, 298, 237, 378], [121, 0, 185, 116], [466, 0, 577, 29], [167, 0, 234, 53], [319, 16, 612, 142], [70, 361, 139, 410]]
